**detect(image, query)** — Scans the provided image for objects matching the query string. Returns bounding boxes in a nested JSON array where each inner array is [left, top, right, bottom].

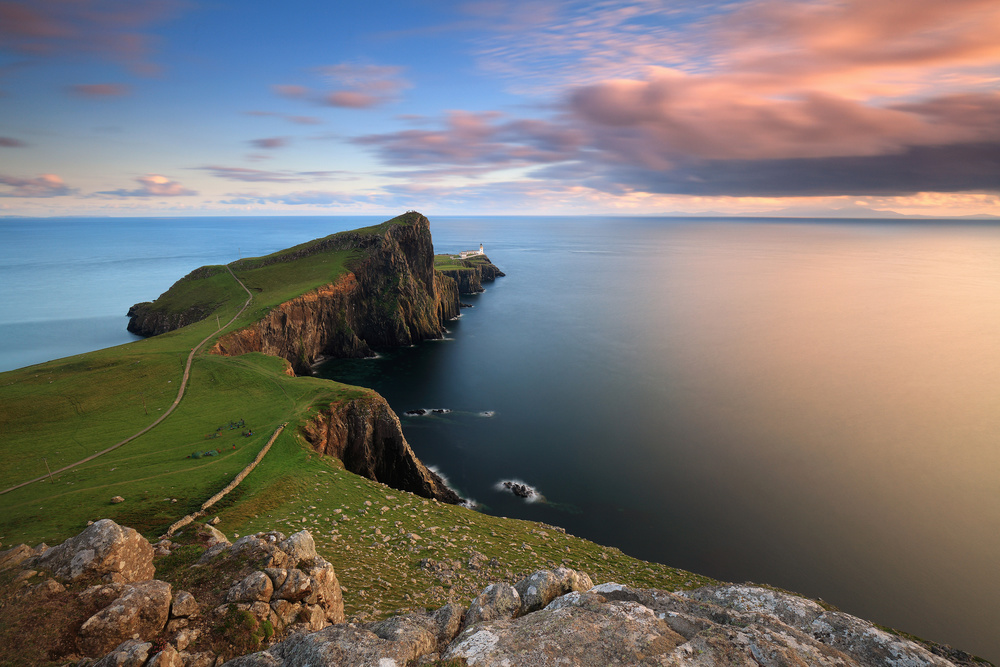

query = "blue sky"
[[2, 0, 999, 217]]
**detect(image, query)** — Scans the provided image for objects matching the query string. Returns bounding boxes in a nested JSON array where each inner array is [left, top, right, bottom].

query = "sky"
[[1, 0, 999, 218]]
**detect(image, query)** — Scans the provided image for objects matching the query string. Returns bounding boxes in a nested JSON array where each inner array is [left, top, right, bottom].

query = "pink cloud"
[[193, 166, 341, 183], [0, 173, 74, 197], [0, 136, 27, 147], [353, 110, 582, 171], [98, 174, 196, 197], [249, 137, 289, 150], [0, 0, 181, 73], [69, 83, 130, 97], [317, 63, 410, 108], [272, 84, 308, 98]]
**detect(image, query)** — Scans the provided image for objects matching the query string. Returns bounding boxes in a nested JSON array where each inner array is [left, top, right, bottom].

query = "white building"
[[458, 244, 484, 259]]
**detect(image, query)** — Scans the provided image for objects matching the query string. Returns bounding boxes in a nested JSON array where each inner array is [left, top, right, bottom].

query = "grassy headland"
[[0, 214, 715, 626]]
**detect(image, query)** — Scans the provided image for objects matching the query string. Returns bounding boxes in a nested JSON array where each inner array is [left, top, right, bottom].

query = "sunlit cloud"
[[97, 174, 196, 197], [68, 83, 130, 97], [272, 63, 410, 110], [0, 137, 27, 147], [353, 110, 583, 172], [0, 173, 74, 197]]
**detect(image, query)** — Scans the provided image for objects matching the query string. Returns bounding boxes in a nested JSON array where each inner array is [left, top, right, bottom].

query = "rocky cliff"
[[437, 254, 506, 294], [127, 265, 231, 336], [301, 393, 460, 504], [208, 213, 461, 375]]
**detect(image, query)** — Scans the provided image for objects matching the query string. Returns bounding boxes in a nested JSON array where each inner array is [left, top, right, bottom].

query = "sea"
[[2, 215, 998, 661]]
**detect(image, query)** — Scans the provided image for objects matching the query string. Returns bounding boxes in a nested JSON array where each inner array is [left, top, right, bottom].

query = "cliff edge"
[[301, 392, 460, 503]]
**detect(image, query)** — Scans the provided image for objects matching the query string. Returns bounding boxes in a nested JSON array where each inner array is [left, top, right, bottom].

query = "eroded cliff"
[[301, 392, 460, 503], [208, 213, 461, 375], [436, 254, 506, 295]]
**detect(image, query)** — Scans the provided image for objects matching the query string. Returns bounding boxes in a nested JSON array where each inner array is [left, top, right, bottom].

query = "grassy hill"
[[0, 214, 715, 627]]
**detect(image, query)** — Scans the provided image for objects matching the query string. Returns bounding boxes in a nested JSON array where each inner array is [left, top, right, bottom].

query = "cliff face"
[[210, 214, 461, 375], [437, 254, 505, 295], [301, 393, 460, 503]]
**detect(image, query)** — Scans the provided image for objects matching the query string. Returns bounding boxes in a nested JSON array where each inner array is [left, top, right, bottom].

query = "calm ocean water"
[[2, 216, 999, 660]]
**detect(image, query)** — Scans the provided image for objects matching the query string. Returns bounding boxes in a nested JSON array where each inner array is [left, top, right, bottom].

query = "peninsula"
[[0, 213, 988, 666]]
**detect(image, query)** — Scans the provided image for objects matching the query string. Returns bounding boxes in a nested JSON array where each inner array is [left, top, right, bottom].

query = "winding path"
[[1, 266, 254, 496]]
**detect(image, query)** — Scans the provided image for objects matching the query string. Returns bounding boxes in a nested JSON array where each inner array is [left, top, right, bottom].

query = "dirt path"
[[1, 266, 254, 496]]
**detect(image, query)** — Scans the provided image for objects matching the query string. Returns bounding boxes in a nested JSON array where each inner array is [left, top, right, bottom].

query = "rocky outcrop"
[[127, 266, 230, 336], [226, 567, 974, 667], [0, 522, 346, 666], [302, 393, 461, 504], [1, 521, 985, 667], [30, 518, 155, 583], [437, 254, 505, 294]]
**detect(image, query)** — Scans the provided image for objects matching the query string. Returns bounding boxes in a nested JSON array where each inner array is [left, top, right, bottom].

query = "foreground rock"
[[0, 521, 984, 667], [0, 521, 344, 666], [228, 569, 975, 667]]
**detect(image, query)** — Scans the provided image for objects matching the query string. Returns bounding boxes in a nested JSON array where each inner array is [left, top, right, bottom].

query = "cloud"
[[98, 174, 196, 197], [193, 166, 342, 183], [624, 142, 1000, 197], [393, 0, 1000, 199], [249, 137, 289, 150], [353, 111, 583, 172], [68, 83, 130, 97], [0, 136, 27, 147], [0, 173, 74, 197], [273, 63, 410, 110], [272, 84, 308, 98], [0, 0, 181, 73], [244, 111, 323, 125]]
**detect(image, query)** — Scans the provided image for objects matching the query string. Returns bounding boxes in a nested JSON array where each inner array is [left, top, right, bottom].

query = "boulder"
[[431, 602, 465, 646], [465, 583, 520, 627], [223, 623, 438, 666], [33, 518, 154, 583], [79, 579, 172, 657], [366, 614, 438, 658], [0, 543, 35, 571], [514, 567, 594, 614], [444, 591, 686, 666], [147, 644, 184, 667], [277, 531, 317, 564], [91, 639, 152, 667], [171, 590, 199, 618], [227, 571, 274, 603]]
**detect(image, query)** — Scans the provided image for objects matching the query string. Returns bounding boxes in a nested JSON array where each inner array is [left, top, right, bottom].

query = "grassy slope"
[[0, 216, 717, 635]]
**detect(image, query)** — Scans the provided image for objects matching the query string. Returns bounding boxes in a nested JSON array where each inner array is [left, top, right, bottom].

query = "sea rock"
[[464, 582, 521, 626], [33, 518, 155, 583], [514, 567, 594, 615], [79, 580, 172, 657]]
